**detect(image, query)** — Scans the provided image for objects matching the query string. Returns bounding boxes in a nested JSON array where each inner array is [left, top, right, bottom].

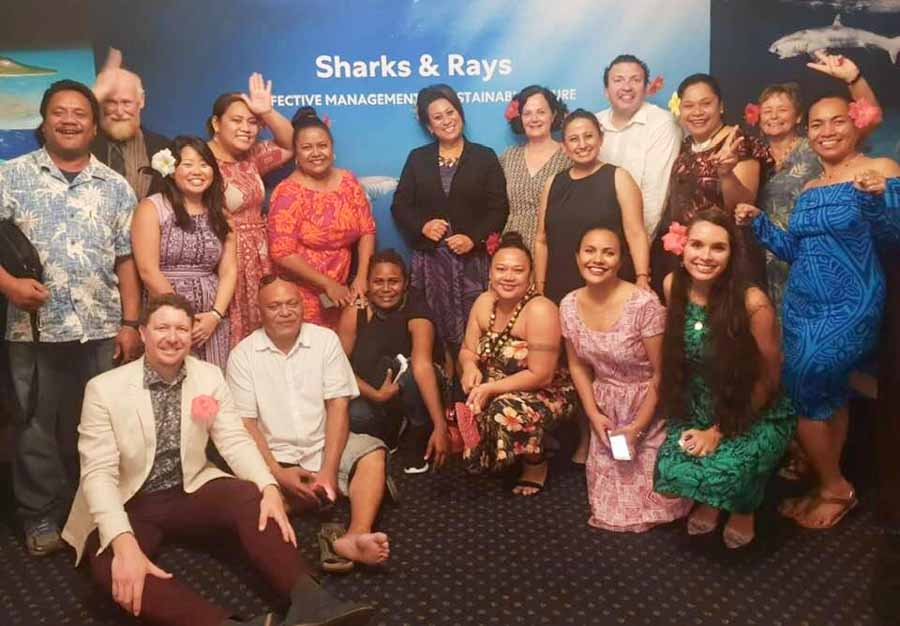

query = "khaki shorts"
[[336, 432, 387, 496]]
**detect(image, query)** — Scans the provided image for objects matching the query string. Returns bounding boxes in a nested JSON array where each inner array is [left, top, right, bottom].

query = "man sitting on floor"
[[227, 275, 390, 573], [62, 293, 373, 626]]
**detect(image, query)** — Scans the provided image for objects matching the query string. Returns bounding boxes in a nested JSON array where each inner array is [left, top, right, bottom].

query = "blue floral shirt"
[[0, 148, 137, 342]]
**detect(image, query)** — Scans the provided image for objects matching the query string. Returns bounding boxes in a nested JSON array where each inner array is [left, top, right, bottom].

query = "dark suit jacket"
[[391, 139, 508, 251], [91, 127, 171, 198]]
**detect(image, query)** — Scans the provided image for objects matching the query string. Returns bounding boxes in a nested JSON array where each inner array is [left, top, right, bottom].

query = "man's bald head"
[[99, 68, 145, 141]]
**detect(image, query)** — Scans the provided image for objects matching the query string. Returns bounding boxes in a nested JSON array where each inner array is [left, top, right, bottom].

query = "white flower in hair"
[[151, 148, 176, 177]]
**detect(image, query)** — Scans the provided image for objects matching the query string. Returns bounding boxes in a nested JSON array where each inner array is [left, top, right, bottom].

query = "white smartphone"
[[609, 433, 632, 461]]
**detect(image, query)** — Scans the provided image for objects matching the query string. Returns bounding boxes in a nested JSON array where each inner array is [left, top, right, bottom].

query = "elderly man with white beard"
[[91, 48, 170, 199]]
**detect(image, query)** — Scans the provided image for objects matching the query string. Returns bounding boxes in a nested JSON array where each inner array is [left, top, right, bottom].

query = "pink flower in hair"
[[191, 395, 219, 429], [504, 98, 520, 121], [848, 98, 882, 129], [485, 232, 501, 255], [321, 114, 332, 128], [646, 75, 664, 97], [743, 103, 761, 127], [662, 222, 689, 256]]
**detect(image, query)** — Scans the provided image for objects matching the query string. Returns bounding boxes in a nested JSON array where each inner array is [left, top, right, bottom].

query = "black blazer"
[[91, 127, 171, 198], [391, 139, 508, 251]]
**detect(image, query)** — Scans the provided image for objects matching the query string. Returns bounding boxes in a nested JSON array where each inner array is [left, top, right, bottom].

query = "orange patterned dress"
[[268, 170, 376, 328], [215, 140, 292, 347]]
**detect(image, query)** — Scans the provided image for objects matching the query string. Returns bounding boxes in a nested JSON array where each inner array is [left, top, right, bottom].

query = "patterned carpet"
[[0, 440, 891, 626]]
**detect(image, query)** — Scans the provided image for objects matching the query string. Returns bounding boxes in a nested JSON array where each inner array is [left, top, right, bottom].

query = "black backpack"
[[0, 218, 43, 341]]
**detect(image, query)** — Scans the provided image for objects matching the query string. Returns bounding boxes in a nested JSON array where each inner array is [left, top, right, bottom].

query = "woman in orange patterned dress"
[[268, 107, 376, 328], [207, 73, 294, 346]]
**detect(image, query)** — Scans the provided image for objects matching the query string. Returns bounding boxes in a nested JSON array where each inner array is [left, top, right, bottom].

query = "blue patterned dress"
[[752, 178, 900, 419]]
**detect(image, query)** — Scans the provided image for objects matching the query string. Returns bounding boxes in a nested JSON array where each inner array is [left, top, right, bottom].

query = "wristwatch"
[[121, 319, 140, 329]]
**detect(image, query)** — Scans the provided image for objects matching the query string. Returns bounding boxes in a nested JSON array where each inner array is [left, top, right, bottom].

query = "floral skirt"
[[464, 368, 575, 473]]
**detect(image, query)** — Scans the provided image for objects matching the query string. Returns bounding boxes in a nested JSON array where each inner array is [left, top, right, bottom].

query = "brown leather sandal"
[[794, 489, 858, 529]]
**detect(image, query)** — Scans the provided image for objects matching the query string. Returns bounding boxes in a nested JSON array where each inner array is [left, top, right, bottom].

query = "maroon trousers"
[[84, 478, 308, 626]]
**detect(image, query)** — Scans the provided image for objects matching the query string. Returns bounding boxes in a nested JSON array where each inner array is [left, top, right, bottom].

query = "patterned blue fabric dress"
[[752, 178, 900, 420]]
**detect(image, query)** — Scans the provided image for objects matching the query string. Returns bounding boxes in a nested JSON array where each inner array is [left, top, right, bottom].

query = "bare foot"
[[778, 491, 816, 519], [723, 512, 755, 549], [687, 504, 719, 535], [332, 532, 390, 565], [513, 461, 548, 496]]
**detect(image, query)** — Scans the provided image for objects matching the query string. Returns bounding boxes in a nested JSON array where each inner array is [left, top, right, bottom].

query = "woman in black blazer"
[[391, 84, 508, 357]]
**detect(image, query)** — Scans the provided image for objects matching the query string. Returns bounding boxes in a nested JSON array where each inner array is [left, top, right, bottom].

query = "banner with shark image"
[[712, 0, 900, 161]]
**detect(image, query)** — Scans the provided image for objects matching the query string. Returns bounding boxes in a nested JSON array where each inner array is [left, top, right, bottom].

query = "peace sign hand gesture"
[[241, 72, 274, 116], [710, 127, 744, 177], [807, 49, 861, 85]]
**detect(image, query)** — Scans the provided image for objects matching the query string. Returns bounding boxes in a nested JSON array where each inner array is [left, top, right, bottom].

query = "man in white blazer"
[[62, 294, 374, 626]]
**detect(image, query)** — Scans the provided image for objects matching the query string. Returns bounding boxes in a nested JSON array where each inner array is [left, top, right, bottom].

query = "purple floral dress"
[[148, 193, 229, 368]]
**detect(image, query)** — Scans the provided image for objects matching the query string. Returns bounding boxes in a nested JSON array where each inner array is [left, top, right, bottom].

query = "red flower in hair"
[[504, 98, 520, 121], [662, 222, 689, 256], [848, 98, 882, 129], [646, 75, 664, 97], [485, 232, 501, 255], [743, 103, 761, 127]]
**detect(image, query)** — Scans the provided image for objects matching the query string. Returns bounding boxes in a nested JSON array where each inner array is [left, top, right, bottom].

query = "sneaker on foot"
[[24, 518, 64, 557], [403, 460, 429, 474]]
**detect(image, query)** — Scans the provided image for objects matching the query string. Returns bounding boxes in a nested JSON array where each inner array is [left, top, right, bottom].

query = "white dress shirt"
[[596, 102, 682, 236], [226, 324, 359, 472]]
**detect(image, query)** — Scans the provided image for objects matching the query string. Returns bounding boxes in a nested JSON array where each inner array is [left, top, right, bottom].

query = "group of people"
[[0, 45, 898, 626]]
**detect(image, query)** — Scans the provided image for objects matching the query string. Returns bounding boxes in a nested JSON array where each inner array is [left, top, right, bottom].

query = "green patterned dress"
[[654, 303, 795, 512]]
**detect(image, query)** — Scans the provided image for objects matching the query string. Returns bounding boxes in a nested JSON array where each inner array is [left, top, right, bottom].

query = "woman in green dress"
[[654, 210, 794, 549]]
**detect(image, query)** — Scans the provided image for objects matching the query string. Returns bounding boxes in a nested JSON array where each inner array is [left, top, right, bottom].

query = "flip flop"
[[794, 489, 858, 530], [317, 523, 354, 574], [512, 458, 547, 495], [778, 491, 816, 520]]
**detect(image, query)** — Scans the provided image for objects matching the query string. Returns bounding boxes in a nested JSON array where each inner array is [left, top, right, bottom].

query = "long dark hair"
[[659, 210, 760, 436], [155, 136, 230, 242]]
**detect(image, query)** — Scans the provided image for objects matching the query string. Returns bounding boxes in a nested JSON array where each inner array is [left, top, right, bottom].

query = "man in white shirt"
[[595, 54, 682, 237], [227, 276, 390, 572]]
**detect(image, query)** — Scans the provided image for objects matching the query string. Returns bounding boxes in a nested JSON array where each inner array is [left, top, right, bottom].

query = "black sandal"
[[512, 456, 548, 496], [317, 523, 354, 574]]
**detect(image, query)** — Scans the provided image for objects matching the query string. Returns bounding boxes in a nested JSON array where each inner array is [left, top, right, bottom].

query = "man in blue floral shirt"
[[0, 80, 142, 556]]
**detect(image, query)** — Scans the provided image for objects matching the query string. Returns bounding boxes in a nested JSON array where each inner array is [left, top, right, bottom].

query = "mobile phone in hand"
[[319, 292, 337, 309], [609, 433, 632, 461]]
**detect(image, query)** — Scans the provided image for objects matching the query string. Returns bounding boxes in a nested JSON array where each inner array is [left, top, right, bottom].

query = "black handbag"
[[0, 218, 44, 341]]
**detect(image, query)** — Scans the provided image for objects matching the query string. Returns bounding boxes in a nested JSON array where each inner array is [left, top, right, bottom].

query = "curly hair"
[[658, 210, 761, 436]]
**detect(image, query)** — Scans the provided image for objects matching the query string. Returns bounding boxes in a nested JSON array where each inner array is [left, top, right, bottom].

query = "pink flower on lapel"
[[191, 395, 219, 428]]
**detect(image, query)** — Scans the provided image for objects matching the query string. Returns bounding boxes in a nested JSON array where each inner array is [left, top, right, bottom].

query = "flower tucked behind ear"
[[504, 98, 520, 121], [848, 98, 882, 129], [743, 103, 761, 126], [191, 394, 219, 429], [321, 114, 332, 128], [647, 75, 664, 97], [485, 232, 501, 255], [150, 148, 176, 177], [662, 222, 689, 256], [668, 92, 681, 117]]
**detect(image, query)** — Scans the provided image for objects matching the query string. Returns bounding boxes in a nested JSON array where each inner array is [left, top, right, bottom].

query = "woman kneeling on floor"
[[337, 249, 449, 472], [458, 231, 575, 495], [653, 210, 795, 548], [561, 226, 692, 531]]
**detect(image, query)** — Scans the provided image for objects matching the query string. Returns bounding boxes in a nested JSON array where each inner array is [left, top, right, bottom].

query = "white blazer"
[[62, 356, 276, 564]]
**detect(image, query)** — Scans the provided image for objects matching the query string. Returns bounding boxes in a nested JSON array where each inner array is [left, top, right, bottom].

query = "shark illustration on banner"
[[770, 14, 900, 62]]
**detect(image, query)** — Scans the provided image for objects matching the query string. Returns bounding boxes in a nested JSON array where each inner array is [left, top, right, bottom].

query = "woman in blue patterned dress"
[[737, 95, 900, 529]]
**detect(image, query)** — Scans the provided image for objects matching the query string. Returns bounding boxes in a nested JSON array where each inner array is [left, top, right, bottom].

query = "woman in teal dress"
[[654, 210, 794, 549]]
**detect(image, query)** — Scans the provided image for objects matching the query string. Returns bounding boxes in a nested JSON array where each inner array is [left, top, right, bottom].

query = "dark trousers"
[[349, 368, 435, 449], [85, 478, 307, 626], [9, 338, 115, 522]]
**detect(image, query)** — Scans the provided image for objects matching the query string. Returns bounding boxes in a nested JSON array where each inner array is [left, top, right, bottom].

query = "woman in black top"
[[337, 250, 449, 471], [391, 84, 509, 356], [534, 109, 650, 304]]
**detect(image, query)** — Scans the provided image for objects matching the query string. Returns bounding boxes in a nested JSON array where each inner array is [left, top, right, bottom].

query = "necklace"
[[819, 152, 862, 182], [770, 136, 799, 170], [691, 125, 726, 153], [482, 287, 535, 360]]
